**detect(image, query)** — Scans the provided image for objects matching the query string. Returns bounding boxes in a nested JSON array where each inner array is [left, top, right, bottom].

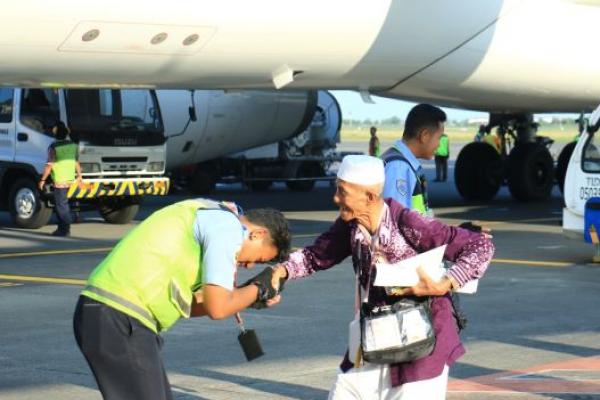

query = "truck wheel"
[[246, 180, 273, 191], [8, 178, 52, 229], [454, 142, 503, 200], [99, 199, 140, 224], [190, 170, 215, 195], [285, 162, 320, 192], [556, 141, 577, 194], [507, 143, 554, 201]]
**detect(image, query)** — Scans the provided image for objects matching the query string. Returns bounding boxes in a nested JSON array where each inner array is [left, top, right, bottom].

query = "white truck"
[[0, 88, 169, 228], [562, 104, 600, 238]]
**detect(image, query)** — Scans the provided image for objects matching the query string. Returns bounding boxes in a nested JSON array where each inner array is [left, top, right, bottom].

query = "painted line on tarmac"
[[0, 274, 86, 286], [0, 247, 113, 259], [492, 258, 571, 268], [0, 282, 23, 287], [0, 246, 573, 269]]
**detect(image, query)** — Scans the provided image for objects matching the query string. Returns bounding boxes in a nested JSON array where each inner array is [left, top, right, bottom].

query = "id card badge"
[[348, 313, 361, 365]]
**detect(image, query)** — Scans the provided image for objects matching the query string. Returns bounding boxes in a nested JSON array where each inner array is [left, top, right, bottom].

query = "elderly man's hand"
[[402, 267, 452, 297], [243, 265, 287, 309]]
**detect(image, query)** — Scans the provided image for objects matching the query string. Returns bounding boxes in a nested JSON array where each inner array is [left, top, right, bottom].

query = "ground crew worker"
[[73, 199, 290, 400], [368, 126, 381, 157], [434, 132, 449, 182], [483, 130, 501, 153], [38, 121, 82, 236], [381, 104, 447, 215]]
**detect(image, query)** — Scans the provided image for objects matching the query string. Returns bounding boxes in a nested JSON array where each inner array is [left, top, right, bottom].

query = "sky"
[[330, 90, 578, 123], [330, 90, 487, 122]]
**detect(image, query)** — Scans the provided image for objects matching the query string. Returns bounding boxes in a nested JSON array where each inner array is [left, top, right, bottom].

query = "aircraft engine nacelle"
[[159, 90, 317, 170]]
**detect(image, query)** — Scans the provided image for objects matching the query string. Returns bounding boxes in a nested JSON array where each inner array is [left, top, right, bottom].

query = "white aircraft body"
[[2, 0, 600, 204], [1, 0, 599, 113]]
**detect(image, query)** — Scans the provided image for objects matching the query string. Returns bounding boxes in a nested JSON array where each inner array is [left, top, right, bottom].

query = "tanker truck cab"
[[0, 88, 169, 229], [562, 104, 600, 239]]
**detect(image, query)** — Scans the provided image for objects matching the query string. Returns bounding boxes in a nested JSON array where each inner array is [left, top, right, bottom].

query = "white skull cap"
[[337, 155, 385, 186]]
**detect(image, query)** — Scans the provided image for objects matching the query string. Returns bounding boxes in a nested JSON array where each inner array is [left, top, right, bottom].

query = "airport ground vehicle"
[[0, 88, 169, 228], [562, 105, 600, 238], [164, 90, 349, 194]]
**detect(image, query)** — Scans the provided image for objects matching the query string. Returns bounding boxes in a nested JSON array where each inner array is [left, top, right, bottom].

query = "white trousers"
[[328, 364, 449, 400]]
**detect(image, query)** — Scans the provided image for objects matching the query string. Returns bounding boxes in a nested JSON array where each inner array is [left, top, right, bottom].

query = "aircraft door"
[[14, 89, 60, 173], [0, 88, 16, 162]]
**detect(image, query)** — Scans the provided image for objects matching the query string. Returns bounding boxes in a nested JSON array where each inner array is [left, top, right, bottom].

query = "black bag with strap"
[[360, 296, 436, 364]]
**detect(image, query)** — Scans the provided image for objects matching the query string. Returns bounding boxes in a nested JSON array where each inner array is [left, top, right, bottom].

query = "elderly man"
[[273, 155, 494, 399]]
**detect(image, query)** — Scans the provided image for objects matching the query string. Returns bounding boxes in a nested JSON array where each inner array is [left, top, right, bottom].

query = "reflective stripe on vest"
[[84, 285, 158, 331], [82, 199, 238, 333], [51, 141, 77, 184], [382, 148, 429, 215]]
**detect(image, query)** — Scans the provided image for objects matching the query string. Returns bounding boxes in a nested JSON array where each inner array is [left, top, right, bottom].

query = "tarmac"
[[0, 145, 598, 400]]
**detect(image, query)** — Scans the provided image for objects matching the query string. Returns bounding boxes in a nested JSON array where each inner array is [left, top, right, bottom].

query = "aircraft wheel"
[[454, 142, 503, 200], [555, 141, 577, 194], [507, 143, 554, 201]]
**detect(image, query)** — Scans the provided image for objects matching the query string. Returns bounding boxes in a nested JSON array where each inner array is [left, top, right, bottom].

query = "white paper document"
[[373, 245, 447, 287], [372, 245, 480, 294]]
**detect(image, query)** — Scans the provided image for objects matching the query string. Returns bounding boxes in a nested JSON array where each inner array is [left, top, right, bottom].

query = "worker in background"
[[73, 199, 290, 400], [434, 132, 449, 182], [483, 129, 501, 153], [474, 124, 486, 142], [381, 103, 447, 215], [368, 126, 381, 157], [38, 121, 82, 236]]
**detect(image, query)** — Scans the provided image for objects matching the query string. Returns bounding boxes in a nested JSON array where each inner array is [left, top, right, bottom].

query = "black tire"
[[507, 143, 554, 201], [190, 170, 215, 195], [8, 178, 52, 229], [246, 180, 273, 192], [454, 142, 503, 200], [556, 141, 577, 194], [285, 162, 321, 192], [99, 199, 140, 224]]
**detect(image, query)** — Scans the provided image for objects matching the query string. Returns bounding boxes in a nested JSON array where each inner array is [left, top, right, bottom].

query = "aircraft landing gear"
[[454, 113, 555, 202]]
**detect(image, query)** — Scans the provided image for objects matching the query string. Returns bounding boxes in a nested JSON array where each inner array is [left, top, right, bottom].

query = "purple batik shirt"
[[284, 198, 494, 386]]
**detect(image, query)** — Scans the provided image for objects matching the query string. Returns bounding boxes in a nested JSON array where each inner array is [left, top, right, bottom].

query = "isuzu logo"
[[114, 138, 137, 146]]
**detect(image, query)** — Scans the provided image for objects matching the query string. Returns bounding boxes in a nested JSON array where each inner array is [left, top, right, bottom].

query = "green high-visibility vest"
[[435, 134, 449, 157], [381, 147, 429, 215], [81, 199, 234, 333], [51, 141, 78, 184]]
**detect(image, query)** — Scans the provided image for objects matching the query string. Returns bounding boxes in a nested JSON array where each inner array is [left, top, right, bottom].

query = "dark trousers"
[[53, 187, 71, 233], [73, 296, 173, 400], [434, 156, 448, 181]]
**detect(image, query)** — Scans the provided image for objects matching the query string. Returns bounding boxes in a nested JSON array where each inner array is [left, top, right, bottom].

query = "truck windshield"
[[66, 89, 165, 146]]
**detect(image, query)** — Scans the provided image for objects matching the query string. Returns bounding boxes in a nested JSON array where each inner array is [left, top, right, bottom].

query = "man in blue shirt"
[[382, 104, 447, 214]]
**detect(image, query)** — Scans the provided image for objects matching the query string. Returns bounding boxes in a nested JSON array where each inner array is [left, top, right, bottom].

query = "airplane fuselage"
[[2, 0, 600, 113]]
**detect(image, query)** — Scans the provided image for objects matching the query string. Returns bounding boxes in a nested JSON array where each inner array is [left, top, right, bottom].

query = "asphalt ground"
[[0, 142, 598, 400]]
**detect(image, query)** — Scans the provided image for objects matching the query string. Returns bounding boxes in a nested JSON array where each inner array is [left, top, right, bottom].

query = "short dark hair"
[[244, 208, 291, 262], [54, 121, 70, 140], [403, 104, 446, 140]]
